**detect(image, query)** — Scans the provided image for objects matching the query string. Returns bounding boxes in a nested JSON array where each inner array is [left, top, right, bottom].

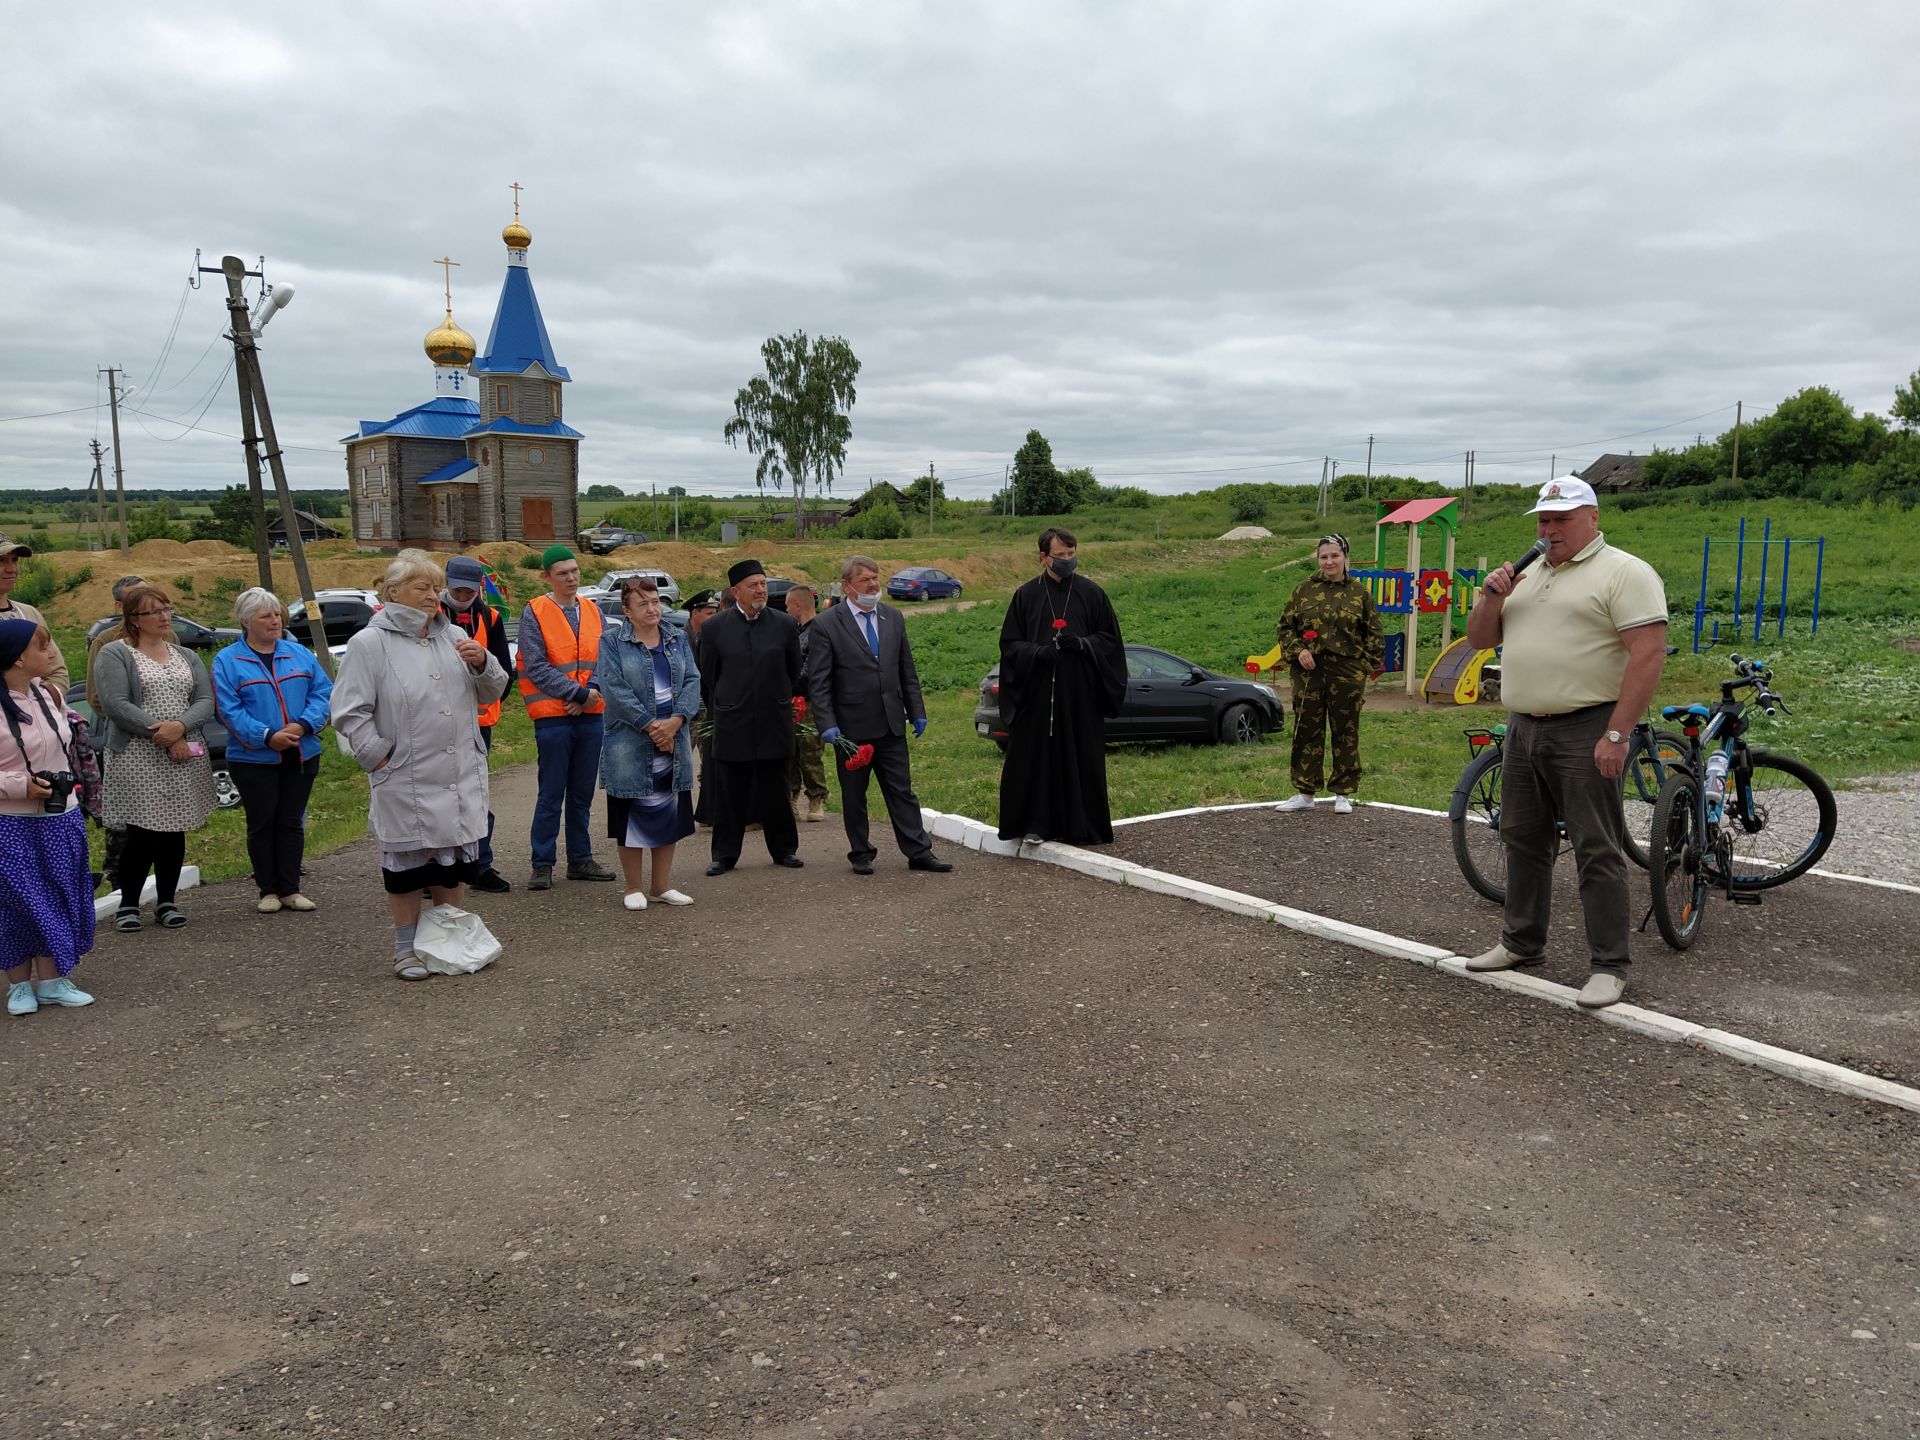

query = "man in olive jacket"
[[696, 560, 803, 874]]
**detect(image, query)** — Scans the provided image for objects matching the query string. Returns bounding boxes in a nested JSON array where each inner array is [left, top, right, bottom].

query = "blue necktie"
[[861, 610, 880, 657]]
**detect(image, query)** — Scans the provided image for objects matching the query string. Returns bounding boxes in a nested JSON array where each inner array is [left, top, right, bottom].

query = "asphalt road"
[[5, 767, 1915, 1437]]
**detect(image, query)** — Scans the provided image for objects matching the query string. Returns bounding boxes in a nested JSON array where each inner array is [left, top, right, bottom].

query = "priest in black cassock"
[[997, 527, 1128, 844], [698, 560, 806, 874]]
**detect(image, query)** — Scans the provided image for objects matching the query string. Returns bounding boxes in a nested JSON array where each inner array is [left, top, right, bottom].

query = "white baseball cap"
[[1528, 476, 1599, 514]]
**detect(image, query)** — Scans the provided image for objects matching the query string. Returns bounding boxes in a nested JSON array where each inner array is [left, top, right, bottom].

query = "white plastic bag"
[[413, 903, 502, 975]]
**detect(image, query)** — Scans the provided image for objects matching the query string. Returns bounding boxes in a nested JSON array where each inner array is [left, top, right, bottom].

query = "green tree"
[[843, 495, 906, 540], [191, 485, 262, 547], [1892, 370, 1920, 434], [1743, 386, 1865, 475], [129, 502, 187, 544], [723, 330, 861, 535], [666, 485, 687, 497], [586, 483, 625, 500], [1010, 429, 1065, 514], [1058, 466, 1100, 510], [901, 471, 946, 515]]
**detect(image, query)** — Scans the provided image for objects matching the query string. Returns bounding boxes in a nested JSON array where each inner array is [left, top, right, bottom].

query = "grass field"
[[32, 482, 1917, 889]]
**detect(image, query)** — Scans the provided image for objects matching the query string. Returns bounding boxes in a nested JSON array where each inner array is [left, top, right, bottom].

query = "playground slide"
[[1422, 637, 1498, 705], [1244, 643, 1284, 674]]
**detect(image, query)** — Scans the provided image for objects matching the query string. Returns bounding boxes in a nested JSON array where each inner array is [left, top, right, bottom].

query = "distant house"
[[267, 509, 343, 544], [1580, 454, 1648, 494]]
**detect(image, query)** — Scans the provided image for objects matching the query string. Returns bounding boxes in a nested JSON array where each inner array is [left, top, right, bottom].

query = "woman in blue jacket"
[[597, 577, 701, 911], [212, 588, 334, 914]]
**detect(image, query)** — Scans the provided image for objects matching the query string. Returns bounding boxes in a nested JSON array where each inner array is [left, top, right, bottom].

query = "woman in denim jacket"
[[597, 577, 701, 911], [211, 587, 333, 913]]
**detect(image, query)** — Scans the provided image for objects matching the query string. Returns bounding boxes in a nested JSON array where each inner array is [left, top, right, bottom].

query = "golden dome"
[[424, 310, 476, 366], [503, 219, 532, 250]]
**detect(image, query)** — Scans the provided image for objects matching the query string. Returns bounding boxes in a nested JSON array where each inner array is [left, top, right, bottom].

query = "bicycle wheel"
[[1449, 748, 1508, 904], [1723, 750, 1838, 891], [1649, 772, 1709, 950], [1620, 728, 1689, 870]]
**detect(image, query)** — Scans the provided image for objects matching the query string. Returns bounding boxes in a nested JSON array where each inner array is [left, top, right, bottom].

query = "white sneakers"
[[1276, 794, 1314, 813], [1332, 796, 1353, 814]]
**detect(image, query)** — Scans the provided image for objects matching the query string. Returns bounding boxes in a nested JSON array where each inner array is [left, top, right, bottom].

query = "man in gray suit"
[[805, 555, 953, 876]]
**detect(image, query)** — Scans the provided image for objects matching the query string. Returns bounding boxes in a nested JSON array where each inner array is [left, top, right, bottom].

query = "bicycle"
[[1646, 654, 1837, 950], [1449, 715, 1690, 905]]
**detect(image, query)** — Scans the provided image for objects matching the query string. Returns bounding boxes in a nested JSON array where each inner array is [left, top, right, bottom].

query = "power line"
[[0, 403, 105, 423], [128, 279, 193, 400], [127, 358, 235, 442]]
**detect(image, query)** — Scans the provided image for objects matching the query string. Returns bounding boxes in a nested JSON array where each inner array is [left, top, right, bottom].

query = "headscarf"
[[0, 617, 40, 729]]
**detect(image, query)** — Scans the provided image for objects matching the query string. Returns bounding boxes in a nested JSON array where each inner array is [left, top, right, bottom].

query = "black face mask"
[[1049, 556, 1077, 579]]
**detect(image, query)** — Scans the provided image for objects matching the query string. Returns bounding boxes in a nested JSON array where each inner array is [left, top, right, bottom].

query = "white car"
[[597, 568, 681, 605]]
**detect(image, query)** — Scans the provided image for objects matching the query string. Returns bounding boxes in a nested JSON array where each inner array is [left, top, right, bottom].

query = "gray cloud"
[[4, 1, 1915, 500]]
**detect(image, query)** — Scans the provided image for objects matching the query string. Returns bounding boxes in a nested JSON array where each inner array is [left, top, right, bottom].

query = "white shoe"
[[1464, 943, 1542, 973], [622, 891, 648, 911], [1276, 794, 1314, 813], [283, 893, 317, 912], [649, 889, 695, 906], [1332, 795, 1353, 814], [1577, 971, 1626, 1008], [256, 895, 283, 913]]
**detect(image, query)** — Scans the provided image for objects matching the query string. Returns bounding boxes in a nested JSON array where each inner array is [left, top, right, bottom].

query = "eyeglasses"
[[133, 605, 174, 618]]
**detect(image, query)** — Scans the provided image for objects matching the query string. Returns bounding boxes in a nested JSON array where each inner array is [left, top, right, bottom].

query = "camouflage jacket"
[[1278, 574, 1384, 669]]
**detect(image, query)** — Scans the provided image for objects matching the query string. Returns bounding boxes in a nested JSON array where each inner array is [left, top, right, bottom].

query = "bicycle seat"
[[1661, 703, 1712, 720]]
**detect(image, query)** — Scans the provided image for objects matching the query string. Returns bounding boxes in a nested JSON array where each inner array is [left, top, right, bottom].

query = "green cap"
[[540, 544, 576, 570]]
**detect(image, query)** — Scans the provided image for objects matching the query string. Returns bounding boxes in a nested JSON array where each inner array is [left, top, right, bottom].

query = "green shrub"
[[842, 497, 906, 540], [519, 554, 543, 570], [173, 574, 195, 596], [60, 564, 92, 594], [13, 559, 57, 607]]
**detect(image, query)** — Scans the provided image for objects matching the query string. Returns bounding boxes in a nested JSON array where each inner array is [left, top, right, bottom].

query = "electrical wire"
[[127, 358, 235, 441], [0, 403, 106, 423], [127, 279, 193, 401]]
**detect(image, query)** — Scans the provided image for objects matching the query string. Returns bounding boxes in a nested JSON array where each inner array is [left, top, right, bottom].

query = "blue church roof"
[[344, 395, 480, 442], [416, 457, 479, 485], [474, 266, 571, 380], [463, 417, 585, 441]]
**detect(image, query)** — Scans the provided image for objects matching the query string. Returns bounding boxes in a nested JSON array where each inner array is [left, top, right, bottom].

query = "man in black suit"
[[805, 554, 952, 876], [697, 560, 804, 875]]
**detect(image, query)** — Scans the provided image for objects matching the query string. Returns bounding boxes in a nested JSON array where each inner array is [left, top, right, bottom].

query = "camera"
[[35, 770, 77, 814]]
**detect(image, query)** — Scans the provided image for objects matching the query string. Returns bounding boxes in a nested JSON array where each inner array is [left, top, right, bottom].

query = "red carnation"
[[791, 696, 807, 720], [1051, 618, 1068, 631], [1303, 629, 1318, 642], [847, 743, 875, 771]]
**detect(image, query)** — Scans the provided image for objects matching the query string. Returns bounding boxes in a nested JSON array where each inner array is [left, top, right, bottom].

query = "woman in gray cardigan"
[[94, 583, 217, 930], [330, 551, 509, 980]]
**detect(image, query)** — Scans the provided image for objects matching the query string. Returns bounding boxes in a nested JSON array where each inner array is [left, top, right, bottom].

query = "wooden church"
[[343, 193, 582, 550]]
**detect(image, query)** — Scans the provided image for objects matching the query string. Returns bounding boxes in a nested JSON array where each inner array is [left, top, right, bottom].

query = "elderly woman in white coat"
[[330, 550, 509, 980]]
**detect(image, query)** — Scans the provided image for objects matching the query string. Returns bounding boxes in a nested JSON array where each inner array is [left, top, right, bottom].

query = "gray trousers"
[[1499, 706, 1631, 969]]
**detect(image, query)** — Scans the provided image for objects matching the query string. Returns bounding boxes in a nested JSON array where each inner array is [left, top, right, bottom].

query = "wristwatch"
[[1605, 729, 1626, 743]]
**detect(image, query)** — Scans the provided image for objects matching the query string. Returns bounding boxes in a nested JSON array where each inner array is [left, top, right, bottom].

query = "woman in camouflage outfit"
[[1275, 535, 1383, 814]]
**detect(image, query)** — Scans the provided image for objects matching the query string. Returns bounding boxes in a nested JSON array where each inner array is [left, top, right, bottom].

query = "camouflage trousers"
[[1288, 659, 1368, 796], [789, 725, 828, 803]]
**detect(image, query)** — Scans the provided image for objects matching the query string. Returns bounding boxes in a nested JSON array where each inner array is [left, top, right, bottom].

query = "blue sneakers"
[[6, 982, 37, 1017], [33, 978, 94, 1008]]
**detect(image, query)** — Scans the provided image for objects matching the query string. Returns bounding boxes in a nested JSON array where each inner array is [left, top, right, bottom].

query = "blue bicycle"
[[1647, 655, 1838, 949]]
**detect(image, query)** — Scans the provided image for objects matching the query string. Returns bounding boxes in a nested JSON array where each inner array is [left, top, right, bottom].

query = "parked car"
[[286, 589, 381, 647], [586, 527, 650, 555], [599, 567, 681, 605], [87, 614, 243, 651], [973, 644, 1283, 748], [887, 566, 963, 601], [582, 588, 687, 635], [65, 698, 242, 811]]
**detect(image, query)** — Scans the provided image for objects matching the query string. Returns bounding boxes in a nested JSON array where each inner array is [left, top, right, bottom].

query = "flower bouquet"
[[830, 735, 875, 771]]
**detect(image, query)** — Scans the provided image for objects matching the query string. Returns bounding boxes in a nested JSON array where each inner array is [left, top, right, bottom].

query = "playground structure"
[[1692, 516, 1826, 654], [1244, 495, 1499, 704]]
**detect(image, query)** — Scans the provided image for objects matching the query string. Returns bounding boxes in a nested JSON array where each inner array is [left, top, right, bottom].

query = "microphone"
[[1509, 538, 1550, 577]]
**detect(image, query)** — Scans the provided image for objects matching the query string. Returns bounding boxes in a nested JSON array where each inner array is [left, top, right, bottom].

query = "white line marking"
[[923, 806, 1920, 1116]]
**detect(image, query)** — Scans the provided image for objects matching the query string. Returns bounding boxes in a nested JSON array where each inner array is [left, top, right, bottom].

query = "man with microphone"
[[1463, 476, 1668, 1008]]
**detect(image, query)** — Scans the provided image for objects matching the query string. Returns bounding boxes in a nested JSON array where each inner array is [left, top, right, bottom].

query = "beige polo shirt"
[[1498, 533, 1666, 715]]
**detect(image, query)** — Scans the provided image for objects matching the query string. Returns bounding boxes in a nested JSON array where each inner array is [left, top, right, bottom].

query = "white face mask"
[[850, 590, 880, 611]]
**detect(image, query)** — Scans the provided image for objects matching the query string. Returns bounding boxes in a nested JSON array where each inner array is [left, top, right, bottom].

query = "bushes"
[[841, 496, 906, 540], [12, 559, 57, 607]]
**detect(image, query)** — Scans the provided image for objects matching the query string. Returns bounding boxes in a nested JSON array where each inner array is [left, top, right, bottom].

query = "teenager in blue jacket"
[[211, 588, 333, 914]]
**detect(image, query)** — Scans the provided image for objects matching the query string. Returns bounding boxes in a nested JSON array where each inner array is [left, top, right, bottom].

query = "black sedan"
[[87, 614, 243, 651], [974, 644, 1284, 748], [587, 527, 650, 555]]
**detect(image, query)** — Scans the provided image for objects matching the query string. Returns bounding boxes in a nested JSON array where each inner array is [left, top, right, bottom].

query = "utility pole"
[[86, 441, 107, 550], [215, 254, 336, 676], [101, 367, 129, 553], [651, 481, 658, 534], [215, 284, 275, 588], [1548, 453, 1556, 483], [925, 462, 936, 537], [1730, 400, 1743, 483], [1365, 434, 1374, 500]]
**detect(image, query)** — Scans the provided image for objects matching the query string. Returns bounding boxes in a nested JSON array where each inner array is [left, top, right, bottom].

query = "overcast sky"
[[4, 1, 1915, 500]]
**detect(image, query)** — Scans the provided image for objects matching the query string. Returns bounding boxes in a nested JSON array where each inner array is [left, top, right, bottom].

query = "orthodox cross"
[[509, 180, 524, 219], [433, 256, 460, 313]]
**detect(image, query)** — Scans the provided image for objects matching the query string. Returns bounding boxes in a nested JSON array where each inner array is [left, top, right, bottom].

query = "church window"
[[527, 447, 545, 466], [550, 383, 562, 418], [481, 446, 491, 466], [496, 384, 511, 417]]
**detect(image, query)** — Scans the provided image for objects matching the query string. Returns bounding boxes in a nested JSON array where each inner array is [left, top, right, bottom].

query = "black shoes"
[[773, 854, 805, 869], [471, 869, 512, 894], [908, 856, 954, 873], [850, 858, 875, 875], [705, 861, 734, 877]]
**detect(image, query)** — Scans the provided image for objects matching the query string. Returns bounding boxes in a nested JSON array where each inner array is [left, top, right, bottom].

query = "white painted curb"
[[922, 804, 1920, 1117], [93, 866, 202, 922]]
